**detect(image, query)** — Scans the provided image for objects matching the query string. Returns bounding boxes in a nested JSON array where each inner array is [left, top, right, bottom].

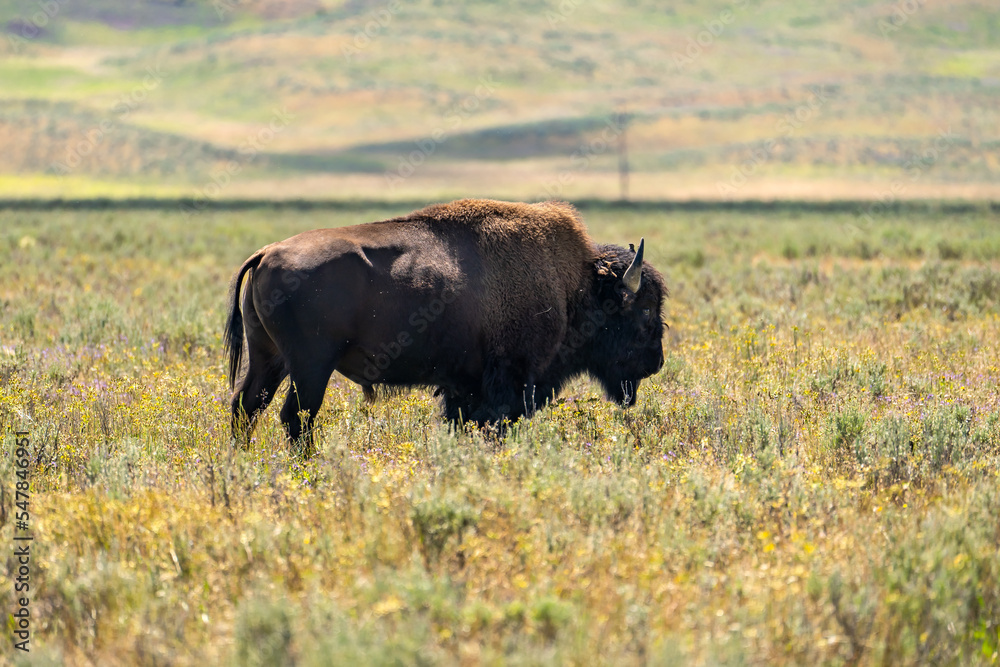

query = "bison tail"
[[224, 251, 264, 390]]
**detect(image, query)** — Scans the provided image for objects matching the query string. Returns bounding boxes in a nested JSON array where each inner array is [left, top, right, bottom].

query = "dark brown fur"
[[225, 199, 666, 451]]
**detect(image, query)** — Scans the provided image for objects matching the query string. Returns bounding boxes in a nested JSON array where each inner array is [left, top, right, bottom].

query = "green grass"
[[0, 204, 998, 664], [56, 19, 234, 49], [0, 61, 110, 100]]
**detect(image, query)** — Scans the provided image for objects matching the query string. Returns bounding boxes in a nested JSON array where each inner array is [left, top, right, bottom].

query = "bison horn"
[[622, 237, 644, 294]]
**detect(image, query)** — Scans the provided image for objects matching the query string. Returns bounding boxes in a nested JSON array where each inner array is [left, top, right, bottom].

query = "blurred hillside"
[[1, 0, 998, 200]]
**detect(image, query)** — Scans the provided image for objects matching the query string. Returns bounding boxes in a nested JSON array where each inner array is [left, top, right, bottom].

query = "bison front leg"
[[440, 385, 482, 425], [473, 357, 537, 427]]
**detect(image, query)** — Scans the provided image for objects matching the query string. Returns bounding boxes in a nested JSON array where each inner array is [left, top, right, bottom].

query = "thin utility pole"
[[616, 107, 631, 201]]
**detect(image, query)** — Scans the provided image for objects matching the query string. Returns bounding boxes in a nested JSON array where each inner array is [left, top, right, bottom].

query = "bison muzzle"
[[225, 199, 667, 449]]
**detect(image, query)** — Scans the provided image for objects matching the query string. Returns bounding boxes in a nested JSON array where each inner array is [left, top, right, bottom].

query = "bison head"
[[582, 239, 667, 406]]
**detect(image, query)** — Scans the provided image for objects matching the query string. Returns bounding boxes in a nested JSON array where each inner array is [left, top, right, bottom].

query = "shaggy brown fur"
[[395, 199, 595, 370], [225, 199, 665, 450]]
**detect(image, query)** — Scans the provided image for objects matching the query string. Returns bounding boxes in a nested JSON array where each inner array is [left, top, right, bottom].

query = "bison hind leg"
[[231, 354, 287, 447], [279, 355, 342, 456]]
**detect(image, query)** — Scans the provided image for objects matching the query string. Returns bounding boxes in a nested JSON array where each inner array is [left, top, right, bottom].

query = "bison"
[[225, 199, 667, 448]]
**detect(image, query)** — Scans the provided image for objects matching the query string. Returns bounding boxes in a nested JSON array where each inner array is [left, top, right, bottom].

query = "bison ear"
[[622, 238, 644, 294]]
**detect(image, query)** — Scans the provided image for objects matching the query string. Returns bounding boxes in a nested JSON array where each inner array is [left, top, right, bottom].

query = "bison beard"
[[225, 199, 667, 452]]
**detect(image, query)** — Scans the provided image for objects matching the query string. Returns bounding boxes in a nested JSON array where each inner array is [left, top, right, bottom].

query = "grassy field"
[[1, 203, 999, 664]]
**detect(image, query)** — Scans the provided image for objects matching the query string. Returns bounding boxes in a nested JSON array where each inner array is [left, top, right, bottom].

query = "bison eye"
[[641, 307, 651, 319]]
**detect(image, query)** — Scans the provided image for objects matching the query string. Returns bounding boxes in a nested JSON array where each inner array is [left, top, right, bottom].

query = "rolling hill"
[[1, 0, 998, 200]]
